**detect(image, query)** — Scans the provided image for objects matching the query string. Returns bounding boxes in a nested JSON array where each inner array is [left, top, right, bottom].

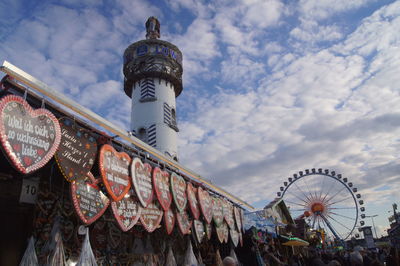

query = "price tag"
[[19, 178, 39, 204]]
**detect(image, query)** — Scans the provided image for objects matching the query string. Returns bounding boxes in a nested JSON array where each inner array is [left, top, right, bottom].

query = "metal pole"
[[371, 216, 377, 239], [365, 214, 378, 239]]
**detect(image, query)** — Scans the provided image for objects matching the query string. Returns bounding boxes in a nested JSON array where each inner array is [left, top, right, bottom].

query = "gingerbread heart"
[[170, 173, 187, 212], [0, 95, 61, 174], [216, 221, 229, 244], [140, 201, 163, 233], [234, 206, 242, 232], [131, 157, 154, 208], [198, 187, 212, 224], [164, 208, 175, 235], [176, 209, 192, 235], [70, 172, 110, 225], [187, 183, 200, 220], [99, 144, 131, 201], [111, 189, 142, 232], [152, 167, 171, 211], [193, 220, 205, 243], [55, 117, 97, 182], [230, 229, 239, 247], [212, 197, 224, 227], [223, 200, 235, 229]]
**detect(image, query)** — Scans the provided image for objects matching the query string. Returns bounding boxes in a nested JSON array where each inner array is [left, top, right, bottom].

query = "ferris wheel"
[[277, 168, 366, 241]]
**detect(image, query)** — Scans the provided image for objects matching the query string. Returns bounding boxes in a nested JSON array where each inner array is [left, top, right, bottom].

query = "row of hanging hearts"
[[0, 94, 245, 245]]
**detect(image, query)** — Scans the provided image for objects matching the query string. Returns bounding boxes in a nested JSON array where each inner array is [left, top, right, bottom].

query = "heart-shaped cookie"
[[187, 183, 200, 220], [212, 197, 224, 227], [164, 208, 175, 235], [234, 206, 242, 232], [99, 144, 131, 201], [70, 172, 110, 225], [140, 201, 163, 233], [193, 220, 205, 243], [216, 222, 229, 244], [198, 187, 212, 224], [55, 117, 97, 182], [176, 209, 192, 235], [111, 189, 142, 232], [0, 95, 61, 174], [152, 167, 171, 211], [170, 173, 187, 212], [230, 229, 239, 247], [223, 200, 235, 229], [131, 157, 154, 208]]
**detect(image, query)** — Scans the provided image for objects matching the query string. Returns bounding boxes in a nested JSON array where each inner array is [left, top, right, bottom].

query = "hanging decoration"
[[170, 173, 187, 212], [234, 206, 242, 232], [212, 197, 224, 227], [183, 239, 198, 266], [230, 229, 239, 247], [70, 172, 110, 225], [164, 246, 177, 266], [55, 117, 97, 182], [215, 249, 223, 266], [223, 199, 235, 229], [216, 222, 229, 244], [187, 183, 200, 220], [111, 189, 142, 232], [0, 95, 61, 174], [131, 157, 154, 207], [140, 201, 163, 233], [99, 144, 131, 201], [46, 232, 66, 266], [152, 166, 172, 211], [76, 228, 98, 266], [164, 208, 175, 235], [193, 220, 205, 244], [19, 236, 39, 266], [176, 209, 192, 235], [198, 187, 212, 224]]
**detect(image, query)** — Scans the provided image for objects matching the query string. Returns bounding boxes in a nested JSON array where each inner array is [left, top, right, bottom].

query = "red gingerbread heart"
[[111, 189, 142, 232], [70, 172, 110, 225], [99, 144, 131, 201], [198, 187, 213, 224], [0, 95, 61, 174], [140, 201, 163, 233], [187, 183, 200, 220], [152, 167, 171, 211], [131, 157, 154, 207], [176, 209, 192, 235], [164, 208, 175, 235], [170, 173, 187, 212]]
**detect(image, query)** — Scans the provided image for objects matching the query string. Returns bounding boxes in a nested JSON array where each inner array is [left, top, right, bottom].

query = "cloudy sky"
[[1, 0, 400, 238]]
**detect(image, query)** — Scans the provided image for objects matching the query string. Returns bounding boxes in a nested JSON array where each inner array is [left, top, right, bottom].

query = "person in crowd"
[[223, 256, 237, 266]]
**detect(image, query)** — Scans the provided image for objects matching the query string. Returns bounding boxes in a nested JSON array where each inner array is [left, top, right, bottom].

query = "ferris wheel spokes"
[[329, 211, 356, 221]]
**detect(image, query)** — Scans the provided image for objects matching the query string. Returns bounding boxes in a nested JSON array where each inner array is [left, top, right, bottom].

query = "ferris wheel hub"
[[311, 202, 325, 214]]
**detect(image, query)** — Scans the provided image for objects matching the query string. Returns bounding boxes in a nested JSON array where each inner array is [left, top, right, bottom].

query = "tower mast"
[[123, 17, 183, 161]]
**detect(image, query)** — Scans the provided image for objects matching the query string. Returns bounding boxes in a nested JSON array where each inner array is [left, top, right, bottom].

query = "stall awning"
[[281, 236, 309, 247], [244, 210, 276, 234]]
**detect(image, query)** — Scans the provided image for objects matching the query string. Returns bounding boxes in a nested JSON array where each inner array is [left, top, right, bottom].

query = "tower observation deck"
[[123, 17, 183, 161]]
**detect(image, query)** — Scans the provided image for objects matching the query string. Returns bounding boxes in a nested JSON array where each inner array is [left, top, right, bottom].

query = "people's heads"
[[223, 256, 237, 266]]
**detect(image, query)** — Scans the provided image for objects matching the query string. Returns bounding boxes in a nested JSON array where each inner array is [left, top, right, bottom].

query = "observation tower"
[[123, 17, 183, 161]]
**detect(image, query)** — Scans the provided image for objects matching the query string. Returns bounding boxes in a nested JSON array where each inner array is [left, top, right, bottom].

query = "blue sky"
[[1, 0, 400, 238]]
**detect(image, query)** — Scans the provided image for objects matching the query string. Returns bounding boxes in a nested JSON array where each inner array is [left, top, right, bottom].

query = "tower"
[[123, 17, 183, 161]]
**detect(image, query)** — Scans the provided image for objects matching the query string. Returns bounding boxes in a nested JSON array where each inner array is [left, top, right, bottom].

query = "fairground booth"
[[0, 16, 260, 265]]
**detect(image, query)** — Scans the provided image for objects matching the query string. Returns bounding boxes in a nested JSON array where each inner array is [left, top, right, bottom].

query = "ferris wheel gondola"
[[277, 168, 365, 241]]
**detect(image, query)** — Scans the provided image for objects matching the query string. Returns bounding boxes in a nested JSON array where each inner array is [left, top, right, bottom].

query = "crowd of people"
[[226, 246, 399, 266]]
